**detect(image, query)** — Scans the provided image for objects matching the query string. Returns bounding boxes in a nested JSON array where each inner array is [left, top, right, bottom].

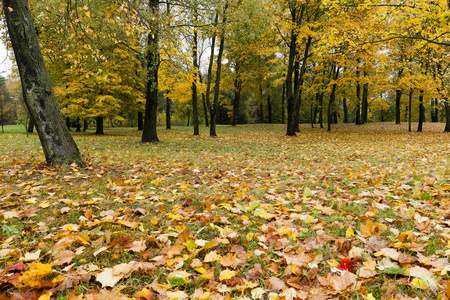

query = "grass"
[[0, 122, 450, 299]]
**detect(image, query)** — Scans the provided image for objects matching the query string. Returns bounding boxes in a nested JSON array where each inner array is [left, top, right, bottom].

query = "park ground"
[[0, 123, 450, 299]]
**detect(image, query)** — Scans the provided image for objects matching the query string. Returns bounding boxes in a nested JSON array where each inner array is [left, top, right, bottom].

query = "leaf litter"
[[0, 123, 450, 299]]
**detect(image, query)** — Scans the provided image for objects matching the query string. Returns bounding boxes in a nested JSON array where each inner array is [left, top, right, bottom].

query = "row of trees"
[[1, 0, 450, 166]]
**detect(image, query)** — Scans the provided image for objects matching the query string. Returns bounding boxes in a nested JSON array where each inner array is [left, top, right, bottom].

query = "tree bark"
[[210, 1, 228, 137], [318, 92, 324, 129], [355, 68, 362, 125], [76, 117, 81, 132], [267, 95, 272, 124], [199, 73, 209, 126], [142, 0, 160, 143], [281, 81, 286, 124], [259, 86, 264, 123], [361, 71, 369, 124], [83, 120, 88, 132], [137, 111, 143, 130], [191, 10, 199, 135], [3, 0, 85, 166], [395, 69, 403, 124], [417, 90, 424, 132], [408, 88, 413, 132], [232, 76, 242, 126], [27, 118, 34, 133], [286, 6, 299, 136], [95, 116, 104, 135], [445, 101, 450, 132], [165, 97, 171, 129], [343, 98, 348, 123], [327, 66, 340, 132], [205, 14, 218, 128]]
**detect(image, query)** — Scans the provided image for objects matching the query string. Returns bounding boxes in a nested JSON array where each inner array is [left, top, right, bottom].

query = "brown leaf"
[[265, 276, 286, 292], [54, 250, 76, 266]]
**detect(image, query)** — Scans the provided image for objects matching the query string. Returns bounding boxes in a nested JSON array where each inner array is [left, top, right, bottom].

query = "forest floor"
[[0, 123, 450, 300]]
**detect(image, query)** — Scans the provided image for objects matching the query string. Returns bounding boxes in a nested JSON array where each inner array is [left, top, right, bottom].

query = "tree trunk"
[[327, 66, 340, 132], [395, 89, 402, 124], [281, 81, 286, 124], [205, 15, 218, 128], [191, 11, 199, 136], [259, 86, 264, 123], [137, 111, 143, 130], [210, 2, 228, 137], [27, 118, 34, 133], [95, 116, 104, 135], [361, 71, 369, 124], [343, 98, 348, 123], [199, 73, 209, 126], [292, 35, 313, 133], [286, 6, 298, 136], [3, 0, 84, 166], [142, 0, 160, 143], [418, 90, 424, 132], [319, 92, 324, 129], [445, 101, 450, 132], [66, 117, 71, 131], [355, 68, 362, 125], [267, 95, 272, 124], [83, 120, 88, 132], [232, 77, 241, 126], [76, 117, 81, 132], [165, 97, 171, 129], [408, 88, 413, 132]]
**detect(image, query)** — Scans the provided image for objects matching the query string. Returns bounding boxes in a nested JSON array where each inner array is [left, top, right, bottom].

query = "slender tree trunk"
[[66, 117, 71, 131], [409, 88, 413, 132], [3, 0, 84, 166], [355, 68, 362, 125], [292, 35, 313, 133], [210, 2, 228, 137], [395, 69, 403, 124], [165, 97, 171, 129], [259, 86, 264, 123], [343, 98, 348, 123], [232, 77, 241, 126], [327, 66, 340, 132], [191, 22, 199, 135], [310, 101, 314, 128], [362, 71, 369, 124], [95, 116, 104, 135], [205, 15, 218, 128], [83, 120, 88, 132], [267, 95, 272, 124], [76, 117, 81, 132], [138, 111, 143, 130], [281, 81, 286, 124], [187, 106, 190, 126], [27, 118, 34, 133], [445, 101, 450, 132], [142, 0, 160, 143], [286, 6, 299, 136], [418, 90, 424, 132], [199, 73, 209, 126], [319, 92, 324, 129], [395, 89, 402, 124]]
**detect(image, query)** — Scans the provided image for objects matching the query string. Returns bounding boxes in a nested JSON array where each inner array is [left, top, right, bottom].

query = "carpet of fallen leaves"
[[1, 123, 450, 300]]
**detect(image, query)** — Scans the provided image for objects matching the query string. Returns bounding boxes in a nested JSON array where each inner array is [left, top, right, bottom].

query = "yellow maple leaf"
[[219, 270, 237, 281], [19, 263, 54, 288], [411, 278, 428, 289], [346, 228, 355, 238]]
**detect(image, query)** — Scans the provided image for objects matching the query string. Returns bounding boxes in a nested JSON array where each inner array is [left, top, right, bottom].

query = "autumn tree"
[[2, 0, 85, 166]]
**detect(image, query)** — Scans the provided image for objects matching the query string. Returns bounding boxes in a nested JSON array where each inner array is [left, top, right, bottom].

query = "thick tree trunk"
[[142, 0, 160, 143], [343, 98, 348, 123], [83, 120, 88, 132], [418, 90, 424, 132], [191, 13, 199, 136], [210, 2, 228, 137], [3, 0, 85, 167], [137, 111, 143, 130], [95, 116, 104, 135]]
